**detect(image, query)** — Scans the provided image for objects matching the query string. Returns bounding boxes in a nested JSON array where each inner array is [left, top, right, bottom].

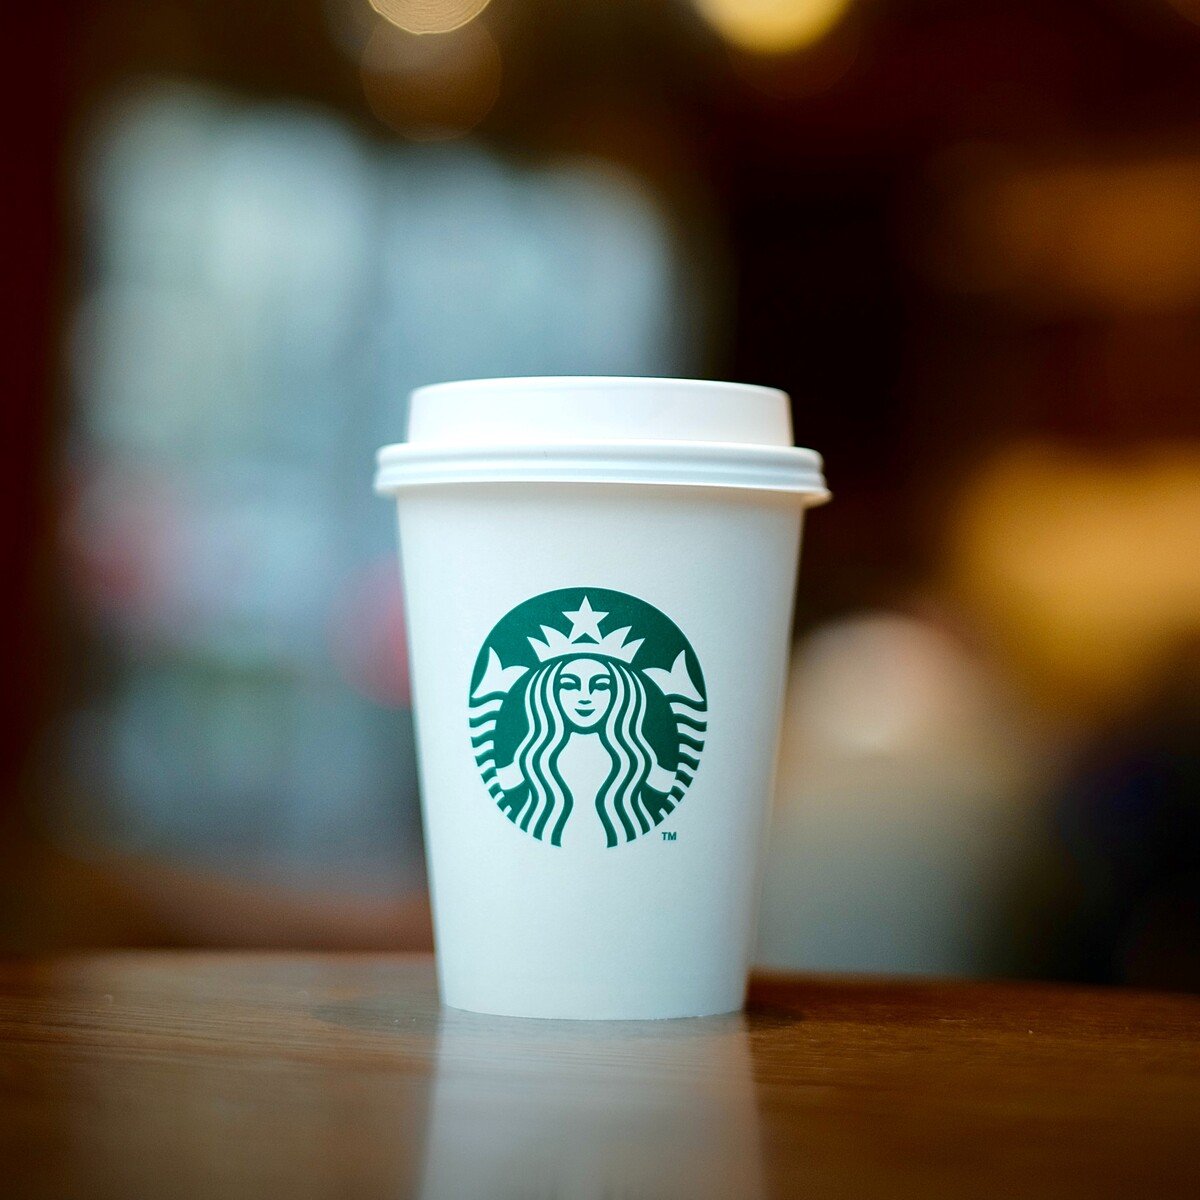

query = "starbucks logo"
[[468, 587, 707, 848]]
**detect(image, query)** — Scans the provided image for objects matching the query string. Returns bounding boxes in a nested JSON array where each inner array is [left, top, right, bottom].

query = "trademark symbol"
[[661, 831, 677, 842]]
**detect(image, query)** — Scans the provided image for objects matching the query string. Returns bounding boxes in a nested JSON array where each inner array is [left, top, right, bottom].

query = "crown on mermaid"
[[527, 596, 643, 664]]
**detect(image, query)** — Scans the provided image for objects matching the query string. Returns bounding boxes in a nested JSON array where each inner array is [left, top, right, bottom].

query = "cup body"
[[397, 481, 804, 1019]]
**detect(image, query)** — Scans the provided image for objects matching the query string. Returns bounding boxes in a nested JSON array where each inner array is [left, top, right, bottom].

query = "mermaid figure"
[[495, 656, 677, 847]]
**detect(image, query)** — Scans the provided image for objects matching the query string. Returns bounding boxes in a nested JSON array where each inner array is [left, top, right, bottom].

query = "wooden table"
[[1, 954, 1198, 1198]]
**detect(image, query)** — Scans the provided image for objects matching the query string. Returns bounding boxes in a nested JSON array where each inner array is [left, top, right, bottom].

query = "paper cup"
[[376, 378, 828, 1019]]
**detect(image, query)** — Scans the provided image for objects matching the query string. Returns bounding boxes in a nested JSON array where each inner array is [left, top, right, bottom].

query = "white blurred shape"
[[372, 149, 689, 393], [757, 612, 1051, 976], [793, 614, 984, 755]]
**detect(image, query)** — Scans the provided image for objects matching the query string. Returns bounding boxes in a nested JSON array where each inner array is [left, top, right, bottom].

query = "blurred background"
[[3, 0, 1199, 989]]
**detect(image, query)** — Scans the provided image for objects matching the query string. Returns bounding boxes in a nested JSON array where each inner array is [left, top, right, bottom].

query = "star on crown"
[[528, 596, 644, 664]]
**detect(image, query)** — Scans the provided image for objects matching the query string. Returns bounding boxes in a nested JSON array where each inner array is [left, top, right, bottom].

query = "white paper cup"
[[376, 378, 828, 1019]]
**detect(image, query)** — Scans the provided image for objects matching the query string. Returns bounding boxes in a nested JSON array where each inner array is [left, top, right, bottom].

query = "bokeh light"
[[693, 0, 853, 54], [1164, 0, 1200, 28], [360, 17, 501, 140], [948, 443, 1200, 717], [918, 149, 1200, 314], [368, 0, 491, 36], [727, 17, 859, 99]]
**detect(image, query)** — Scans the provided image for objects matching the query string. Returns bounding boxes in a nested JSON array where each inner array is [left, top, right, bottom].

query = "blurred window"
[[57, 80, 701, 897]]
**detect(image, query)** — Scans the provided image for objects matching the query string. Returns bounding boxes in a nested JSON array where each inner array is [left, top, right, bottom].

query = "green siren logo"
[[468, 587, 707, 848]]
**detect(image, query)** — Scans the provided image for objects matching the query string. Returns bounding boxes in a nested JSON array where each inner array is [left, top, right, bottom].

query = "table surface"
[[1, 953, 1198, 1199]]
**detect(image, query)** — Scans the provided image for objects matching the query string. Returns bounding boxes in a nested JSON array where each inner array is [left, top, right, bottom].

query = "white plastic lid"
[[375, 377, 829, 502]]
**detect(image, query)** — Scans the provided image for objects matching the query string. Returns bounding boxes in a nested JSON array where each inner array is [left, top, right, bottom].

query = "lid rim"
[[374, 440, 829, 503], [409, 376, 789, 402]]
